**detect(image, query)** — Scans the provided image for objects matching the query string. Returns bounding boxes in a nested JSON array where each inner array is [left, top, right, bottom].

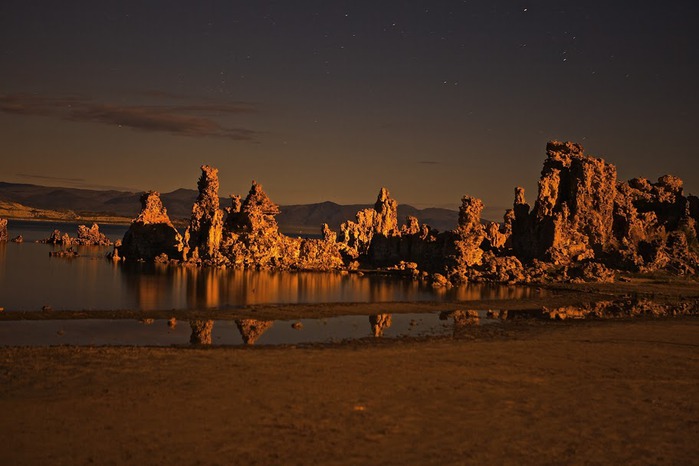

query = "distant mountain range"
[[0, 182, 458, 233]]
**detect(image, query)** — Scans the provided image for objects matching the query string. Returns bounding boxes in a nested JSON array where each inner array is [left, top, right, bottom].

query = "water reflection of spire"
[[117, 261, 541, 312], [190, 320, 214, 345], [369, 314, 392, 337], [439, 310, 480, 337], [185, 267, 222, 309], [235, 319, 273, 345]]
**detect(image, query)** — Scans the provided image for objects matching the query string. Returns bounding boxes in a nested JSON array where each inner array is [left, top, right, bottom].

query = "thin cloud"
[[0, 93, 258, 141], [16, 173, 86, 183]]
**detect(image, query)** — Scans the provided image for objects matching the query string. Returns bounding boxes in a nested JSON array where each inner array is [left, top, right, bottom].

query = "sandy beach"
[[1, 317, 697, 465]]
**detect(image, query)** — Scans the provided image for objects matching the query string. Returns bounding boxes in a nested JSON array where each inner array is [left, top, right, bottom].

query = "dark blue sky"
[[1, 1, 697, 216]]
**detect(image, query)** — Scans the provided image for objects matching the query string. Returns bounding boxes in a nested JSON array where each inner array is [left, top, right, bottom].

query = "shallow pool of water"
[[0, 311, 495, 346]]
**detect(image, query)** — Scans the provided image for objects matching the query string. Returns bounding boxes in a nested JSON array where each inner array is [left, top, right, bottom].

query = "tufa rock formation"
[[74, 223, 112, 246], [512, 141, 617, 264], [117, 191, 184, 262], [220, 181, 344, 270], [339, 187, 400, 260], [507, 141, 699, 277], [42, 229, 72, 245], [114, 141, 699, 283], [183, 165, 224, 263]]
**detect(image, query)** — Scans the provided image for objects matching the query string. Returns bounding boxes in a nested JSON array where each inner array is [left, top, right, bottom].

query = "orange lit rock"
[[339, 187, 400, 259], [118, 191, 184, 262], [221, 181, 343, 270], [512, 141, 617, 264], [183, 165, 224, 263]]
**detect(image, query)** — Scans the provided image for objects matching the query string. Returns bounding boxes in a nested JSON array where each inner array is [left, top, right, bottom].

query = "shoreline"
[[1, 318, 697, 465]]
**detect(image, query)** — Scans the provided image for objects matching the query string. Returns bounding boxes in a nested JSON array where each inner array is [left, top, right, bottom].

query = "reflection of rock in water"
[[440, 310, 480, 337], [369, 314, 392, 337], [486, 310, 508, 320], [542, 298, 699, 320], [190, 320, 214, 345], [235, 319, 273, 345]]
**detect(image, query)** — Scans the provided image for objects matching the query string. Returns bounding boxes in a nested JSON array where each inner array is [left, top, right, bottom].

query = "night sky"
[[1, 1, 697, 218]]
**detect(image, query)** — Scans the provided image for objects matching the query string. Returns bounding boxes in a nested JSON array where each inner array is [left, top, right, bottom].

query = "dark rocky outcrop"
[[42, 229, 72, 245], [117, 191, 184, 262], [611, 175, 699, 273]]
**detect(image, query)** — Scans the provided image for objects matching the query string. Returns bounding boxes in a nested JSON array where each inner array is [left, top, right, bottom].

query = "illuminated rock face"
[[221, 181, 344, 270], [512, 141, 618, 264], [183, 165, 224, 262], [0, 218, 7, 242], [506, 141, 699, 276], [452, 196, 486, 267], [339, 187, 400, 259], [119, 191, 184, 262]]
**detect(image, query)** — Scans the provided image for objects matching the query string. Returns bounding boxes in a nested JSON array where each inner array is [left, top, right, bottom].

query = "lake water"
[[2, 220, 537, 346], [0, 219, 541, 312]]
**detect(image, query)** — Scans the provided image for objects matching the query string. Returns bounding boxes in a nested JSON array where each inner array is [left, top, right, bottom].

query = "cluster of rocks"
[[42, 223, 112, 247], [505, 141, 699, 281], [113, 165, 344, 270], [112, 141, 699, 284]]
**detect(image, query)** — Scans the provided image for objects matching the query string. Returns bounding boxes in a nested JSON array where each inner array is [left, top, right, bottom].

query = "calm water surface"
[[0, 311, 493, 347], [1, 220, 541, 312]]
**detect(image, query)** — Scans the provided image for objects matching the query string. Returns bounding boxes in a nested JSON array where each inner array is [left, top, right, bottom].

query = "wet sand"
[[1, 318, 697, 465]]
